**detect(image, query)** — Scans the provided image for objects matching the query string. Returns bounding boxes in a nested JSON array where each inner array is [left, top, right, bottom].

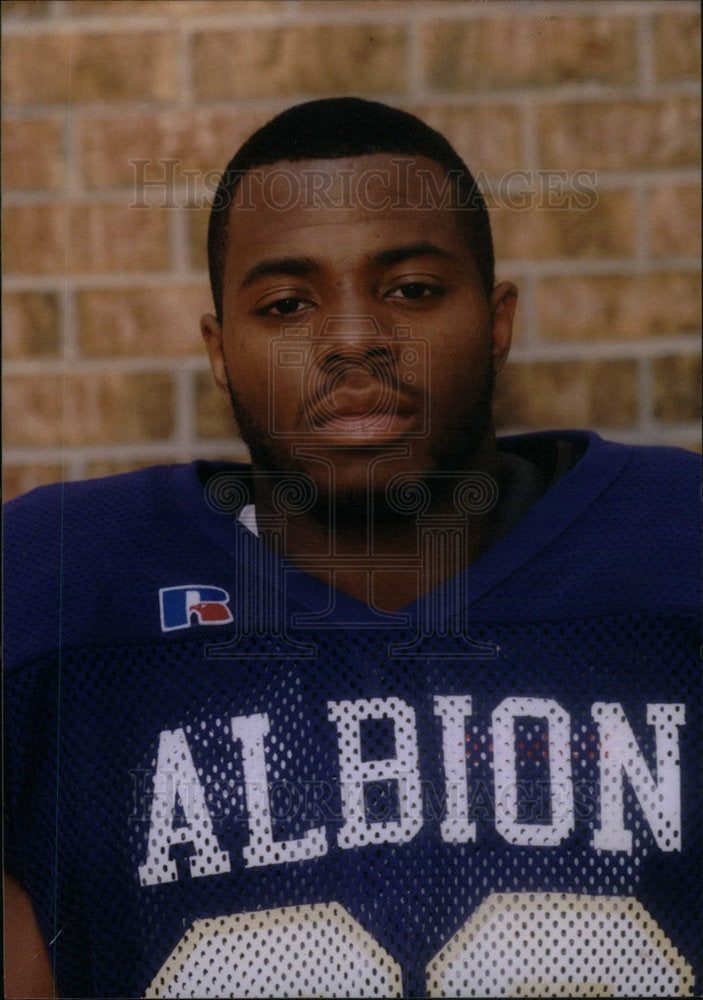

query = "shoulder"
[[4, 459, 253, 550], [492, 432, 700, 615], [592, 432, 700, 483], [4, 464, 175, 583], [579, 433, 700, 525], [3, 462, 252, 671], [504, 429, 700, 509], [3, 467, 165, 671], [556, 431, 700, 540], [577, 435, 700, 607]]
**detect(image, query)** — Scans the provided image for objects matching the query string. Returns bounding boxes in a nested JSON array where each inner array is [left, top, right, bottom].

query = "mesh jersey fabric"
[[4, 430, 701, 998]]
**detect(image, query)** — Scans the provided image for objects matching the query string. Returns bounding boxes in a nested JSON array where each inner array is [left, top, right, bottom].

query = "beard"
[[224, 362, 496, 528]]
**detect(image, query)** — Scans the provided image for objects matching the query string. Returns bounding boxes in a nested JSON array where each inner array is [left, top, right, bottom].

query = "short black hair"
[[207, 97, 495, 325]]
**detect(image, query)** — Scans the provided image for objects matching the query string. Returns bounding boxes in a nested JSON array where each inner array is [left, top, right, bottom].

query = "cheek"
[[224, 335, 305, 433], [223, 337, 268, 395], [426, 334, 491, 389], [421, 298, 492, 378]]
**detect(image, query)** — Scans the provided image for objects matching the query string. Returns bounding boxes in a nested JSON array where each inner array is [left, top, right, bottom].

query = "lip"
[[310, 411, 416, 444], [303, 387, 417, 444]]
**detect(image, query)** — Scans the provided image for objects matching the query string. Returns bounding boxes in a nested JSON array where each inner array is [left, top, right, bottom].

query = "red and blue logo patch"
[[159, 585, 233, 632]]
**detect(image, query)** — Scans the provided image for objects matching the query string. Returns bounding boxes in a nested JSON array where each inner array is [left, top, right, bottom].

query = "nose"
[[312, 315, 397, 388], [313, 314, 395, 367], [315, 313, 389, 344]]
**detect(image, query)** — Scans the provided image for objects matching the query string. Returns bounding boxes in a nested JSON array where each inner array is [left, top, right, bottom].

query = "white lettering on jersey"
[[231, 713, 328, 868], [433, 695, 476, 844], [136, 697, 689, 885], [138, 727, 231, 887], [492, 697, 574, 847], [327, 697, 423, 849], [592, 702, 685, 852]]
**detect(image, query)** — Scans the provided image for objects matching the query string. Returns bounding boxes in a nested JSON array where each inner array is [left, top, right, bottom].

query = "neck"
[[251, 444, 501, 612]]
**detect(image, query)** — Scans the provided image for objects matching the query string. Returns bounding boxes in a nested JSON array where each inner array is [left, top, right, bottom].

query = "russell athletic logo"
[[159, 586, 233, 632]]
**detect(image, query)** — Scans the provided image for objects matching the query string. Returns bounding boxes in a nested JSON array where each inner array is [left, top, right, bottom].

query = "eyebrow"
[[371, 242, 459, 268], [239, 242, 458, 289], [240, 256, 319, 288]]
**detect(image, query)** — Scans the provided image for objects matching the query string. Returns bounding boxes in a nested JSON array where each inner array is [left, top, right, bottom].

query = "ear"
[[200, 313, 229, 396], [489, 281, 517, 374]]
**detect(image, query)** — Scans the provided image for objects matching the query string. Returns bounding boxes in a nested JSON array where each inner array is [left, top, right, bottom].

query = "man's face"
[[202, 154, 516, 516]]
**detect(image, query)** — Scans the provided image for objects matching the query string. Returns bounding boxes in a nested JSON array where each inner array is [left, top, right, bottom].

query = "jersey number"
[[145, 892, 694, 997]]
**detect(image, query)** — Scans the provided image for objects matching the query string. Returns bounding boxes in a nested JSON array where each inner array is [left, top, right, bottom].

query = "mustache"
[[299, 349, 424, 419]]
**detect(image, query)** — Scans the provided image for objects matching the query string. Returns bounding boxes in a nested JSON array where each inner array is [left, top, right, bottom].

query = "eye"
[[385, 282, 445, 301], [257, 296, 313, 317]]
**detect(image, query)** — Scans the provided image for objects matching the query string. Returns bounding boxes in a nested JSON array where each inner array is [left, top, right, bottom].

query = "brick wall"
[[3, 0, 700, 500]]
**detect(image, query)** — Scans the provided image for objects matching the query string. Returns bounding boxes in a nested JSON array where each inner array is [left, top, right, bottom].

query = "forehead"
[[225, 154, 466, 265]]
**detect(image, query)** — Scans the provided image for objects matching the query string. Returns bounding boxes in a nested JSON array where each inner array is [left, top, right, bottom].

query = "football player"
[[5, 98, 700, 999]]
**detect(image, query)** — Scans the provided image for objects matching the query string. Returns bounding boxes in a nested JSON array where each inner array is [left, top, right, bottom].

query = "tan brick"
[[406, 104, 523, 175], [537, 97, 700, 171], [652, 354, 701, 424], [1, 1, 51, 20], [2, 202, 170, 275], [84, 458, 176, 478], [424, 15, 637, 92], [536, 272, 702, 341], [494, 359, 637, 429], [188, 205, 210, 272], [2, 118, 66, 191], [3, 464, 65, 503], [65, 1, 283, 16], [654, 10, 701, 81], [77, 284, 211, 357], [2, 291, 60, 359], [300, 1, 407, 10], [192, 24, 406, 100], [195, 370, 236, 440], [77, 108, 272, 191], [2, 205, 67, 275], [3, 371, 174, 447], [676, 439, 702, 454], [2, 31, 178, 104], [2, 34, 72, 105], [649, 185, 702, 259], [491, 189, 636, 261], [589, 360, 639, 426]]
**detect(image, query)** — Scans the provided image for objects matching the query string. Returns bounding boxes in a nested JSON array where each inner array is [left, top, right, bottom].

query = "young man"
[[5, 98, 700, 998]]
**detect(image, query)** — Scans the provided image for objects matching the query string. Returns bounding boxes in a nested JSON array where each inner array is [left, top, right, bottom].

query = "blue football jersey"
[[4, 431, 701, 997]]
